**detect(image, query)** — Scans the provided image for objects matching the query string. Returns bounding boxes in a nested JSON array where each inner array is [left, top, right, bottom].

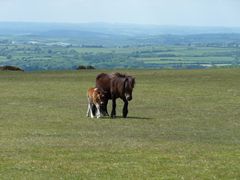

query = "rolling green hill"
[[0, 22, 240, 71]]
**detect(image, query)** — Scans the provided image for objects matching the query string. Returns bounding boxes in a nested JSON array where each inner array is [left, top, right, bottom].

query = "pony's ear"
[[132, 77, 135, 88], [124, 78, 128, 89]]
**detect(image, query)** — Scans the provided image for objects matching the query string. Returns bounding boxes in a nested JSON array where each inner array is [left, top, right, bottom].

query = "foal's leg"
[[90, 103, 95, 118], [111, 98, 116, 118], [86, 102, 90, 117], [96, 104, 101, 118], [123, 100, 128, 118], [86, 98, 91, 117]]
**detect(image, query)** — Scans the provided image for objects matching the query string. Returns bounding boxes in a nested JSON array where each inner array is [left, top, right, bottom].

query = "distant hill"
[[1, 22, 240, 36], [1, 22, 240, 47]]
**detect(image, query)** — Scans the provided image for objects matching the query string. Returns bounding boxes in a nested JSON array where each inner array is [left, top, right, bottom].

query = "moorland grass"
[[0, 69, 240, 179]]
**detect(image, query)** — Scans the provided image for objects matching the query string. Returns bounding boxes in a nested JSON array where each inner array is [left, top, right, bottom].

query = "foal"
[[86, 87, 104, 118]]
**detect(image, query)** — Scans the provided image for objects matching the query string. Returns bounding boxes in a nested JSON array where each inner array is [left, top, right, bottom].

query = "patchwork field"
[[1, 42, 240, 70], [0, 69, 240, 179]]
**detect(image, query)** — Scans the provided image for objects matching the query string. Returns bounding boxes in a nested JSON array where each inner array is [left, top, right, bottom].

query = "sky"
[[0, 0, 239, 27]]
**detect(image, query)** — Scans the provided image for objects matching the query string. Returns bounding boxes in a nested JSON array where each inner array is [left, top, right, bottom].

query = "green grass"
[[0, 69, 240, 179], [137, 56, 234, 65]]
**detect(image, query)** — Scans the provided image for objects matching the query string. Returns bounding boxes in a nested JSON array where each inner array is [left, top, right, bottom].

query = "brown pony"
[[96, 72, 135, 118]]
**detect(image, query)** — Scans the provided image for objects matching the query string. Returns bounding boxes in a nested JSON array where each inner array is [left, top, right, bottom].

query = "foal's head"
[[93, 88, 105, 105]]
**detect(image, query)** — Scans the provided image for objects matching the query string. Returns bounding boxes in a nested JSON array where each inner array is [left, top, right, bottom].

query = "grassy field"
[[0, 69, 240, 179]]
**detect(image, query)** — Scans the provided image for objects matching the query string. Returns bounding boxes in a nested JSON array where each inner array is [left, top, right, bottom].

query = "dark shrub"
[[86, 65, 95, 69], [0, 65, 24, 71], [76, 65, 95, 70], [76, 65, 87, 70]]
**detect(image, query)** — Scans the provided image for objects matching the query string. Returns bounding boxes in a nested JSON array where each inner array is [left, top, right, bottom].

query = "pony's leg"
[[123, 100, 128, 118], [99, 105, 104, 117], [96, 104, 101, 118], [100, 99, 109, 116], [92, 104, 96, 117], [111, 98, 116, 118], [104, 100, 109, 116]]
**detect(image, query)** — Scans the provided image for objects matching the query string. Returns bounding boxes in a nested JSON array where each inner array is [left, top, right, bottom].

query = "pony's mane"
[[112, 72, 135, 88], [96, 73, 107, 80], [112, 72, 127, 78]]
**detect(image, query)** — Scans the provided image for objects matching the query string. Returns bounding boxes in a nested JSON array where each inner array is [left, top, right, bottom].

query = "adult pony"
[[96, 72, 135, 118]]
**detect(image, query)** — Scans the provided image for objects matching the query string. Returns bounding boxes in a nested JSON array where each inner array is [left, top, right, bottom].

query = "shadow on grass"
[[98, 116, 152, 120], [126, 116, 153, 120]]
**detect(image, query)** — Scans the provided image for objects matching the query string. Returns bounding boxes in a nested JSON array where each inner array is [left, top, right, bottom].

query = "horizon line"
[[1, 20, 240, 29]]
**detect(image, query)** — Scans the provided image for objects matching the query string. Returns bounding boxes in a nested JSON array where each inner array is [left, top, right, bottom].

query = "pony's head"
[[124, 76, 135, 101]]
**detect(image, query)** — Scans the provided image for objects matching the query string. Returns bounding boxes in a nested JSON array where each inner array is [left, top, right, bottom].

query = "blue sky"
[[0, 0, 239, 26]]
